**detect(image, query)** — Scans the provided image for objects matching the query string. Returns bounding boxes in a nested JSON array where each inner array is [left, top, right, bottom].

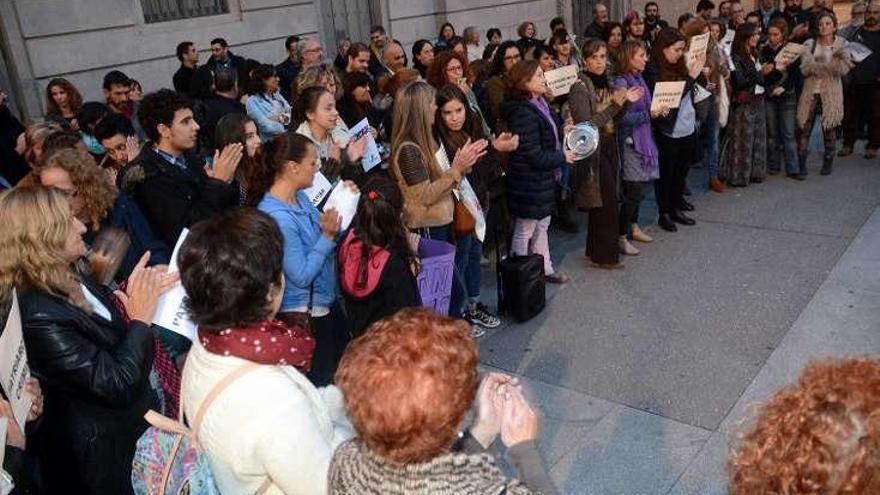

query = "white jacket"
[[182, 340, 353, 495]]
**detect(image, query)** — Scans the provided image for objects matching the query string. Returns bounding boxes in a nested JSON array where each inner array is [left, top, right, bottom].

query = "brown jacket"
[[392, 141, 462, 229]]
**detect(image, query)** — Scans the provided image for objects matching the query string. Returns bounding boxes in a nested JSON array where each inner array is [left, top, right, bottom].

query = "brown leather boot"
[[709, 177, 725, 193]]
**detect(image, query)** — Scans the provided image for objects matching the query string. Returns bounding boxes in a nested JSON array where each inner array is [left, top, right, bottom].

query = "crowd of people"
[[1, 0, 879, 493]]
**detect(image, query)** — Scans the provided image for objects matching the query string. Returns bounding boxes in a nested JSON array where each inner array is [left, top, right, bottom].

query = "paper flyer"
[[544, 64, 579, 96], [152, 229, 197, 341], [348, 118, 382, 172], [845, 42, 873, 63], [650, 81, 686, 112], [304, 171, 333, 206], [686, 33, 710, 67], [775, 43, 806, 65], [322, 181, 361, 231], [0, 289, 33, 432]]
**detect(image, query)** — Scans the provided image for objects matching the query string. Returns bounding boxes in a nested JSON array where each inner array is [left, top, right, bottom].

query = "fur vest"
[[797, 37, 854, 129]]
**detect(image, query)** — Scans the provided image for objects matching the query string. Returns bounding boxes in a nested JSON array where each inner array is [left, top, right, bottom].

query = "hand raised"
[[207, 143, 243, 183], [113, 252, 167, 324]]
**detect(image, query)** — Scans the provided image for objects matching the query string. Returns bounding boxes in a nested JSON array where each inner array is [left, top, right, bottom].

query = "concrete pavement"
[[478, 150, 880, 494]]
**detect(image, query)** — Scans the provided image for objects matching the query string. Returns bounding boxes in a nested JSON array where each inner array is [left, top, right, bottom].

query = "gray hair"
[[463, 26, 478, 44], [297, 37, 319, 57]]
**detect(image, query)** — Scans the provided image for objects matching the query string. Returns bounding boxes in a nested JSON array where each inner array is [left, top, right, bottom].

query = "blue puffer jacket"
[[501, 99, 566, 220]]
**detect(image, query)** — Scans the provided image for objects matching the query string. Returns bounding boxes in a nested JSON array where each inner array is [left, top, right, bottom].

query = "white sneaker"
[[619, 235, 640, 256], [471, 325, 486, 339]]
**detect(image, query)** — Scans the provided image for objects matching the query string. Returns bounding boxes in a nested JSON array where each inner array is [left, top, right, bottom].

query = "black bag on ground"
[[495, 226, 546, 322]]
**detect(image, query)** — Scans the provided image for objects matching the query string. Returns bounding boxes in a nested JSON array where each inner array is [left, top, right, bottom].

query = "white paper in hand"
[[348, 118, 382, 172], [845, 42, 873, 63], [323, 181, 361, 231], [304, 171, 333, 206], [544, 65, 579, 96], [153, 229, 197, 341], [0, 290, 33, 433], [651, 81, 686, 112]]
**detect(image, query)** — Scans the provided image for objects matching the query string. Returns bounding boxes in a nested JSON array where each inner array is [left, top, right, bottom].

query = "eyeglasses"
[[446, 64, 464, 73]]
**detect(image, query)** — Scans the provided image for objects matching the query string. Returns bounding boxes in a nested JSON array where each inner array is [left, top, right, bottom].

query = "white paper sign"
[[687, 33, 711, 67], [153, 230, 197, 341], [323, 181, 361, 231], [0, 416, 6, 468], [434, 146, 487, 241], [544, 65, 579, 96], [0, 290, 32, 432], [775, 43, 806, 65], [651, 81, 686, 112], [348, 118, 382, 172], [304, 171, 333, 206], [845, 42, 873, 63]]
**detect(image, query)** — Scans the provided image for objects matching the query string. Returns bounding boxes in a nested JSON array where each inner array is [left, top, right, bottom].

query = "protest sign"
[[153, 230, 197, 341], [416, 239, 456, 315], [775, 43, 806, 65], [687, 33, 710, 67], [544, 65, 579, 96], [323, 181, 360, 231], [651, 81, 686, 112], [845, 42, 873, 63], [304, 171, 333, 206], [348, 118, 382, 172], [0, 290, 32, 432]]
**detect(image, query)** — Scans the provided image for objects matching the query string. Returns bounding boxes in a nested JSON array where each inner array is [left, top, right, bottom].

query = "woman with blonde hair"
[[390, 80, 487, 320], [294, 63, 343, 107], [0, 186, 172, 495], [22, 121, 63, 167], [35, 147, 168, 280], [45, 78, 84, 130]]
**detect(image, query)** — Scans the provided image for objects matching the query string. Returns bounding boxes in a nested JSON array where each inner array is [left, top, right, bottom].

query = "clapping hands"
[[451, 138, 489, 174], [471, 373, 539, 449], [206, 143, 244, 183]]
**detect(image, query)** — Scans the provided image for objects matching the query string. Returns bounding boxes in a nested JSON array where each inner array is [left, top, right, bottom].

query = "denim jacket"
[[246, 92, 291, 142], [258, 191, 338, 311]]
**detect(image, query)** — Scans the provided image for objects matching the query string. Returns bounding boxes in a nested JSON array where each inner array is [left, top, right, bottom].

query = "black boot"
[[658, 214, 678, 232], [798, 151, 809, 177], [670, 210, 696, 226], [820, 155, 833, 176]]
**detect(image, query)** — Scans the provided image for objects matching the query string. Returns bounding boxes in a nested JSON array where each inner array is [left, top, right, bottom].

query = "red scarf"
[[198, 319, 315, 372]]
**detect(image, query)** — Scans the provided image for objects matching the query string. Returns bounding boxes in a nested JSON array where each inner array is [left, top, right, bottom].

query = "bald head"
[[383, 42, 406, 71]]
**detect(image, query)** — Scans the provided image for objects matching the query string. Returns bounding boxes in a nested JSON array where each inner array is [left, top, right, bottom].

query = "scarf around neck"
[[621, 72, 659, 172], [528, 96, 560, 150], [198, 319, 315, 371]]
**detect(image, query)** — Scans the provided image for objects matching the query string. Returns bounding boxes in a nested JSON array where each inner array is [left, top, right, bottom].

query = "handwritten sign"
[[323, 181, 360, 231], [687, 33, 710, 67], [416, 239, 456, 316], [304, 171, 333, 207], [0, 290, 33, 432], [348, 118, 382, 172], [775, 43, 806, 65], [845, 42, 873, 63], [544, 65, 579, 96], [651, 81, 686, 112], [153, 230, 197, 341]]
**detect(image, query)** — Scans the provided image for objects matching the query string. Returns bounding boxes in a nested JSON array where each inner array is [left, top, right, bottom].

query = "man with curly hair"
[[729, 357, 880, 494], [120, 89, 241, 247]]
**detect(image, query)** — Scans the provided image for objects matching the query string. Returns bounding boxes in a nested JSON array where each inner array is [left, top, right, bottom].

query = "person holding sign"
[[0, 186, 175, 494], [1, 380, 43, 492], [295, 86, 369, 187], [644, 28, 707, 232], [254, 133, 357, 387], [760, 18, 803, 179], [797, 11, 853, 176], [569, 39, 639, 267], [723, 23, 774, 187]]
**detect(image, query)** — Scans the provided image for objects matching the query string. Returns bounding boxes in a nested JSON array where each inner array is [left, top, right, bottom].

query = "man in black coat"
[[583, 2, 609, 40], [173, 41, 199, 95], [120, 89, 241, 247], [0, 89, 28, 186], [196, 67, 245, 154], [276, 35, 302, 104]]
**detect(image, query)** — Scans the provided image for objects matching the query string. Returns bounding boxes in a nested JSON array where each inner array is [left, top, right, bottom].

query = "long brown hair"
[[652, 27, 688, 81], [390, 81, 441, 180], [45, 78, 83, 116]]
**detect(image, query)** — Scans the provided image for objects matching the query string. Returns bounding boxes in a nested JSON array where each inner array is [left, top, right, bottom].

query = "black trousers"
[[842, 82, 880, 150], [286, 302, 351, 387], [655, 132, 697, 215], [620, 180, 649, 236]]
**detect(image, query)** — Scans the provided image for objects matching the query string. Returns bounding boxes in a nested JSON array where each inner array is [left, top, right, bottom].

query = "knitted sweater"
[[328, 436, 557, 495], [797, 37, 853, 129]]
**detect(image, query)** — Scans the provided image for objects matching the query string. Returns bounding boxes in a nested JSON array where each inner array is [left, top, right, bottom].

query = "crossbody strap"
[[191, 362, 261, 437]]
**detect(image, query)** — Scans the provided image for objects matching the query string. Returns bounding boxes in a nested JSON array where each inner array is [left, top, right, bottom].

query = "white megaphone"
[[564, 122, 600, 161]]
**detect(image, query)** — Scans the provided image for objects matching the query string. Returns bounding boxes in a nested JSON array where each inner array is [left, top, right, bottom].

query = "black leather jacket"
[[19, 277, 157, 495]]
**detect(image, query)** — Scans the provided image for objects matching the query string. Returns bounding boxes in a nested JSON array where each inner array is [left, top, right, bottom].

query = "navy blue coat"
[[501, 99, 566, 220]]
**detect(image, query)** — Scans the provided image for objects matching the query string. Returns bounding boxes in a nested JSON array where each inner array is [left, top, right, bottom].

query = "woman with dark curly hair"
[[180, 208, 351, 495], [36, 147, 169, 280], [729, 357, 880, 494], [45, 78, 84, 131], [329, 308, 558, 495]]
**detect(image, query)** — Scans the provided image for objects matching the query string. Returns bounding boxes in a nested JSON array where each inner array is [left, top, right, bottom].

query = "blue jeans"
[[420, 225, 466, 318], [455, 233, 482, 304], [766, 94, 799, 174], [700, 105, 721, 178], [559, 163, 572, 199]]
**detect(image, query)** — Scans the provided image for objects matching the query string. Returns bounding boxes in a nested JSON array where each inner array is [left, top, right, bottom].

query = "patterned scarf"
[[198, 319, 315, 371], [621, 72, 660, 172]]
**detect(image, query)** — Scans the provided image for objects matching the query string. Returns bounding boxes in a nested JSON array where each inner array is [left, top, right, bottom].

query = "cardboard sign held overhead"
[[544, 65, 579, 96], [687, 33, 710, 67], [0, 289, 33, 432], [650, 81, 686, 112]]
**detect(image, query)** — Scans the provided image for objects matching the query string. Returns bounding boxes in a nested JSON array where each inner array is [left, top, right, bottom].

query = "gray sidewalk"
[[478, 153, 880, 494]]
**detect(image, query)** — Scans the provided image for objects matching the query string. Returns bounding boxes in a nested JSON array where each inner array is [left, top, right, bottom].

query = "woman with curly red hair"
[[330, 308, 558, 494], [729, 357, 880, 494]]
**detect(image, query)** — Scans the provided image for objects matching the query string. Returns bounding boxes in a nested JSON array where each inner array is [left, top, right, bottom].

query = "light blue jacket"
[[258, 191, 338, 311], [246, 92, 291, 142]]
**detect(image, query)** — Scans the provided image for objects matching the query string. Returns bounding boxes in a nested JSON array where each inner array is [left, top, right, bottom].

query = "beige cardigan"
[[797, 37, 853, 130], [392, 141, 462, 229]]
